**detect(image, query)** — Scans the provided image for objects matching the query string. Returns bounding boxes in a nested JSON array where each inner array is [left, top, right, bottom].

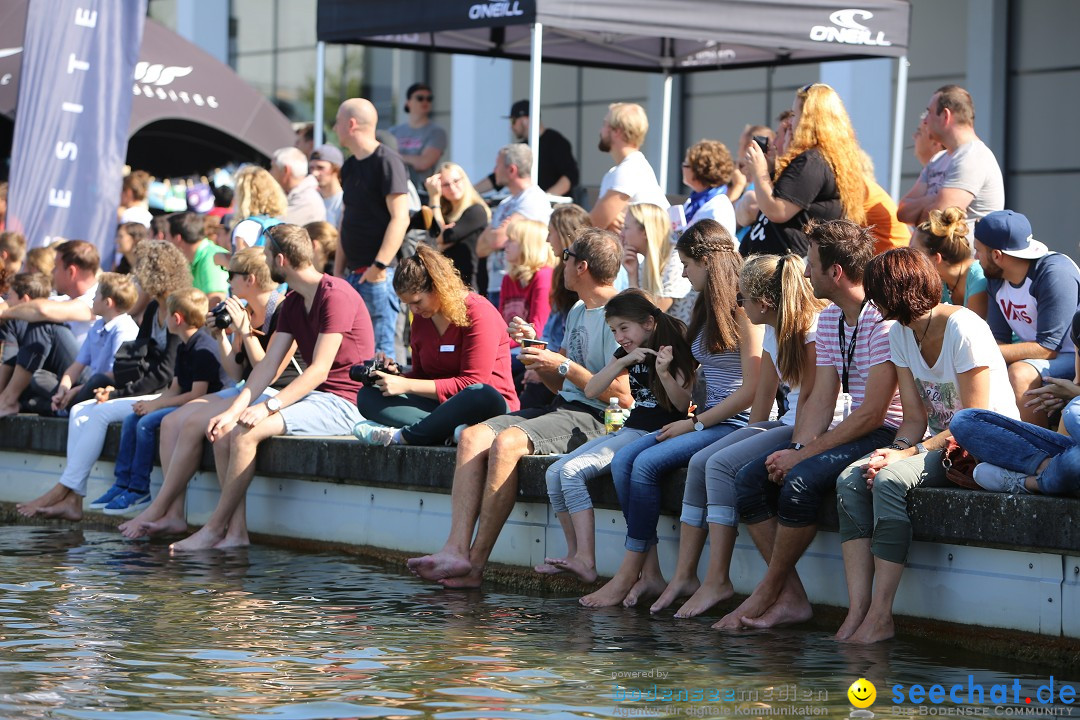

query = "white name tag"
[[440, 344, 455, 352]]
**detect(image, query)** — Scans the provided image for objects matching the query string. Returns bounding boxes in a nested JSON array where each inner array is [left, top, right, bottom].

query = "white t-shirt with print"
[[889, 307, 1019, 436]]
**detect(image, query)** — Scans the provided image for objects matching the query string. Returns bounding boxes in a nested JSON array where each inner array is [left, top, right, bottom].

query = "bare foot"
[[169, 525, 225, 551], [580, 574, 637, 608], [124, 517, 188, 539], [622, 574, 666, 608], [407, 552, 473, 582], [543, 556, 598, 584], [212, 533, 249, 549], [36, 492, 84, 521], [847, 612, 895, 644], [740, 593, 813, 629], [713, 595, 762, 630], [673, 580, 735, 618], [0, 402, 20, 418], [835, 606, 869, 641], [650, 575, 701, 614], [439, 567, 483, 589], [17, 484, 69, 517], [534, 558, 566, 575]]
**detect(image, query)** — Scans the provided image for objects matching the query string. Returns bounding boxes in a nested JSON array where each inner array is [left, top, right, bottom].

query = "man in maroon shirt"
[[171, 224, 374, 551]]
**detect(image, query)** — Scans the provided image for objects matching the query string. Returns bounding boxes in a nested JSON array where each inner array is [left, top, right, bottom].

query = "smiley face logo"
[[848, 678, 876, 708]]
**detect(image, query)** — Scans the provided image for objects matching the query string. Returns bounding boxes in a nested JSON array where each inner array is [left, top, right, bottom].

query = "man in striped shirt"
[[720, 220, 903, 631]]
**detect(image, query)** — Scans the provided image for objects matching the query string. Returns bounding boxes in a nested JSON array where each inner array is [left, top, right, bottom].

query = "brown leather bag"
[[942, 437, 979, 489]]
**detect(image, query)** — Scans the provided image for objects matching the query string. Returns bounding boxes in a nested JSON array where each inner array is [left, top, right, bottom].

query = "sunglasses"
[[412, 94, 433, 102], [561, 248, 580, 262], [736, 294, 746, 307], [227, 270, 246, 280]]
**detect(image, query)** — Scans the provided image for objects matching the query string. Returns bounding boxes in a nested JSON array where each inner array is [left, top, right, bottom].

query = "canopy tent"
[[0, 2, 295, 177], [315, 0, 911, 196]]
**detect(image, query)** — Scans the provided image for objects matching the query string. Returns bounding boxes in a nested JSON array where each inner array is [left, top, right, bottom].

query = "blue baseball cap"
[[974, 210, 1048, 260]]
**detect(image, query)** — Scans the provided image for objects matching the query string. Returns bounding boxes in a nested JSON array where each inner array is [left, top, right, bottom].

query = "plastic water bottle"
[[604, 398, 625, 434]]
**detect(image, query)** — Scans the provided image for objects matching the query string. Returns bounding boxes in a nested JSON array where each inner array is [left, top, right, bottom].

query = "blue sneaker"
[[89, 484, 126, 510], [352, 420, 397, 447], [101, 489, 152, 516]]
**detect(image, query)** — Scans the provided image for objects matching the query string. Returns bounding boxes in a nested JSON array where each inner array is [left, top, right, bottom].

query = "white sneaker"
[[352, 421, 397, 447], [973, 463, 1031, 494]]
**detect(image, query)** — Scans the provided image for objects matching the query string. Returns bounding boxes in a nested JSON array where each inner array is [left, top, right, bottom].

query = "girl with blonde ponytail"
[[651, 253, 839, 618], [911, 206, 988, 319]]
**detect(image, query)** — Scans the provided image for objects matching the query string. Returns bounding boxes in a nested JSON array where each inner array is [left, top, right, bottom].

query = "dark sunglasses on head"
[[561, 248, 580, 263]]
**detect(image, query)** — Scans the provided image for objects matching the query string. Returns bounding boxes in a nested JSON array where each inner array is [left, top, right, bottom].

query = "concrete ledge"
[[2, 415, 1078, 554]]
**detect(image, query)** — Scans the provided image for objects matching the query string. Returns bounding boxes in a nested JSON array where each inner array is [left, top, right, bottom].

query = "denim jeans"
[[347, 267, 400, 361], [113, 406, 177, 494], [951, 403, 1080, 496], [356, 383, 509, 446], [735, 425, 897, 528], [545, 427, 650, 514], [612, 416, 746, 553]]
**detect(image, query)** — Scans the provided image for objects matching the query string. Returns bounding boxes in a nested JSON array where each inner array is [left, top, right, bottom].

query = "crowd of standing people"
[[5, 78, 1079, 646]]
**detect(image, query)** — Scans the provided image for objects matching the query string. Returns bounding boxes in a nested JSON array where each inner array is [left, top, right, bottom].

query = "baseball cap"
[[505, 100, 530, 120], [310, 144, 345, 167], [973, 209, 1048, 260]]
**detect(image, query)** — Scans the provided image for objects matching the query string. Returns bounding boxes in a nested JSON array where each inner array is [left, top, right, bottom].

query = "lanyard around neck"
[[837, 302, 868, 394]]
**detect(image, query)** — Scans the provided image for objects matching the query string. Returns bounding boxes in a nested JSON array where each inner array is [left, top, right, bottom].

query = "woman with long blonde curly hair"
[[230, 165, 288, 251], [741, 83, 867, 257], [352, 244, 519, 447]]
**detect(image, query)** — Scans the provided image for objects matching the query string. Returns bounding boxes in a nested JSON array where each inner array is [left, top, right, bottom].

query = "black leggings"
[[355, 382, 509, 445]]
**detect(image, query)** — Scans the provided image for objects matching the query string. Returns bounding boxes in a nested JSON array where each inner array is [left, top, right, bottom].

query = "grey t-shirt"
[[917, 149, 950, 196], [389, 121, 448, 191], [486, 184, 553, 295], [942, 138, 1004, 221], [559, 300, 619, 411]]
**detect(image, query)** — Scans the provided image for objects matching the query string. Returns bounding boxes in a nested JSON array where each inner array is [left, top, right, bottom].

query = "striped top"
[[816, 303, 903, 429], [692, 330, 743, 411]]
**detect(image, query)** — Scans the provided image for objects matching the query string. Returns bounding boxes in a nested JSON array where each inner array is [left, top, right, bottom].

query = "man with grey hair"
[[271, 146, 327, 226], [476, 143, 552, 307]]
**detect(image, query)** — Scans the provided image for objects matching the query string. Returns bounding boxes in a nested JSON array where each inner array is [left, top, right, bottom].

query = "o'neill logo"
[[132, 61, 217, 108], [469, 1, 524, 20], [810, 9, 892, 46]]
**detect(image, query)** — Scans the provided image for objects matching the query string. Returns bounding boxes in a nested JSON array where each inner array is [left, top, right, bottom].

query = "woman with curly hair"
[[910, 206, 988, 318], [230, 165, 288, 251], [741, 83, 866, 257], [681, 139, 736, 236], [16, 240, 193, 521], [352, 244, 517, 446]]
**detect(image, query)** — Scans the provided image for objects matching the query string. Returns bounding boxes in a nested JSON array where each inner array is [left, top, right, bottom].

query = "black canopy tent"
[[0, 2, 295, 177], [316, 0, 912, 195]]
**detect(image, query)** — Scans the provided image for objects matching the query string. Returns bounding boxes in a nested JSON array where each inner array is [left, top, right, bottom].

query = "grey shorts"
[[481, 398, 605, 455], [279, 390, 363, 436], [1020, 351, 1076, 380]]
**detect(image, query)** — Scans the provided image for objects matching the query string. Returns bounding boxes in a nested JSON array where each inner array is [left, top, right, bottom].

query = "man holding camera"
[[170, 224, 374, 551]]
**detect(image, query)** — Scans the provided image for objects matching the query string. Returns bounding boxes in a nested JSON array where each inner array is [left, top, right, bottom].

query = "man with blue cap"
[[974, 209, 1080, 427]]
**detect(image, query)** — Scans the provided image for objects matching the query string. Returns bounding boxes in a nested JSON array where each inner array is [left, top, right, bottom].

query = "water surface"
[[0, 526, 1073, 719]]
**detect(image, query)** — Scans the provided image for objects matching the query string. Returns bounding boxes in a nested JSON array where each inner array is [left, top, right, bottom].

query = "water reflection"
[[0, 526, 1073, 719]]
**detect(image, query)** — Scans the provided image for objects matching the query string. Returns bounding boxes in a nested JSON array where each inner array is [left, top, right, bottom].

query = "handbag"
[[942, 437, 979, 489], [112, 338, 151, 387]]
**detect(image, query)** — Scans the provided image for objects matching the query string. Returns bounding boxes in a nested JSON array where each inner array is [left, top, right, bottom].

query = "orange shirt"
[[864, 181, 910, 255]]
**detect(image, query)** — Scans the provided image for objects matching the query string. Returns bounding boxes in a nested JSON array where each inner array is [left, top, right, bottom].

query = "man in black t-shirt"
[[476, 100, 580, 199], [334, 98, 410, 361]]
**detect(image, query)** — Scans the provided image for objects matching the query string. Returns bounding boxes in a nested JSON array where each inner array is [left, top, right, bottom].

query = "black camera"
[[349, 359, 398, 387], [209, 301, 232, 330]]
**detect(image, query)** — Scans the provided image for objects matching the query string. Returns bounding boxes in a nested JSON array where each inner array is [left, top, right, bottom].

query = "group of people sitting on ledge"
[[6, 81, 1079, 647]]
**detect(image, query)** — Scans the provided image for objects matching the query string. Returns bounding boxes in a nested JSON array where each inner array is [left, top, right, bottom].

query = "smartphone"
[[753, 135, 770, 154], [520, 338, 548, 350]]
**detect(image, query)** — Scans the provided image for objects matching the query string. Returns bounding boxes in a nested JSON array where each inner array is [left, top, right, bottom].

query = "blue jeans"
[[113, 406, 177, 494], [950, 403, 1080, 496], [611, 416, 746, 553], [735, 426, 897, 527], [347, 267, 400, 361]]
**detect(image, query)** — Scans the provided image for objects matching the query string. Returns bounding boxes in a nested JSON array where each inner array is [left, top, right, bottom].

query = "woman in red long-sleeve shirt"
[[353, 244, 518, 446]]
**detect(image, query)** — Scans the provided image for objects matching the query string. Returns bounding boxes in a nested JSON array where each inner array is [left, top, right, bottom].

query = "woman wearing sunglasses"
[[390, 82, 447, 199]]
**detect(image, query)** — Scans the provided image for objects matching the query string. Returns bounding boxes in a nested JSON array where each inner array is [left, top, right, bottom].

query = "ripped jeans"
[[735, 426, 896, 527]]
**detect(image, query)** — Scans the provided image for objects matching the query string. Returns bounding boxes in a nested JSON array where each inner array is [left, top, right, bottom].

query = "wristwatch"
[[692, 413, 705, 432], [788, 442, 804, 451], [915, 442, 929, 454], [372, 259, 388, 271], [266, 397, 282, 414], [557, 358, 571, 376]]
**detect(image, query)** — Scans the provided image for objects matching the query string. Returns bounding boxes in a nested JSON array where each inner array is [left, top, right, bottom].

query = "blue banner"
[[7, 0, 146, 261]]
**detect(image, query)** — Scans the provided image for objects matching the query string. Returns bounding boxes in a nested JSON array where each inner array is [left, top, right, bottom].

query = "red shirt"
[[407, 293, 519, 411], [275, 274, 374, 402], [499, 265, 553, 349]]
